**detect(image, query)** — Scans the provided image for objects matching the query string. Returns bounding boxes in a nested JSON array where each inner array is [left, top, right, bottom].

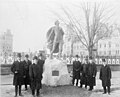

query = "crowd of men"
[[11, 53, 112, 97], [11, 53, 44, 97], [72, 55, 112, 95]]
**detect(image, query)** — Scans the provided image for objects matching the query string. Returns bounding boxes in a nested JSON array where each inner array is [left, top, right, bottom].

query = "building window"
[[116, 44, 119, 47], [109, 51, 111, 55], [104, 51, 106, 55], [99, 51, 102, 55], [104, 44, 106, 48], [116, 50, 117, 55], [108, 42, 111, 48], [116, 50, 119, 55]]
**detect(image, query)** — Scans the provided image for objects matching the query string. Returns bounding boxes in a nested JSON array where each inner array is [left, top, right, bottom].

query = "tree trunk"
[[88, 45, 93, 57], [71, 42, 73, 56]]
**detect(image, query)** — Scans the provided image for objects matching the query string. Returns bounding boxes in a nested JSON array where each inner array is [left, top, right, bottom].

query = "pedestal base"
[[42, 58, 72, 86]]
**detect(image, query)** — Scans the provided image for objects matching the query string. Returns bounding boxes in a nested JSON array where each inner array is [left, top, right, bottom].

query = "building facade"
[[0, 29, 13, 57], [62, 24, 88, 57], [98, 26, 120, 56], [73, 41, 88, 56]]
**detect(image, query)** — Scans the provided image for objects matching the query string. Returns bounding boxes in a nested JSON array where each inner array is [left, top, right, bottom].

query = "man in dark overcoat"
[[23, 54, 32, 90], [87, 56, 97, 91], [11, 53, 25, 97], [29, 56, 44, 97], [80, 58, 89, 88], [99, 58, 111, 95], [38, 53, 45, 74], [72, 55, 82, 86]]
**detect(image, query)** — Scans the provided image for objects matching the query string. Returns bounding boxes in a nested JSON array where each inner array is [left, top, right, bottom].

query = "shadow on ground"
[[2, 85, 93, 97], [94, 87, 120, 93]]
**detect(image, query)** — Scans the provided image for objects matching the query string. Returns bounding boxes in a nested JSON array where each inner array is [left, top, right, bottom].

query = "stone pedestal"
[[42, 58, 72, 86]]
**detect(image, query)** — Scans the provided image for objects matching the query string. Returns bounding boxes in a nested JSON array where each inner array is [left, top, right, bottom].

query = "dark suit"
[[100, 65, 111, 93], [87, 62, 97, 90], [23, 60, 32, 89], [29, 59, 44, 96], [72, 60, 82, 86], [11, 60, 25, 96], [80, 62, 89, 88]]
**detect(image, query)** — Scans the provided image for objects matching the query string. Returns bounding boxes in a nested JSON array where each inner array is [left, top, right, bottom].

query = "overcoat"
[[11, 61, 25, 85], [73, 60, 82, 79], [23, 60, 32, 85], [38, 59, 45, 74], [29, 60, 44, 90], [99, 65, 111, 87], [87, 62, 97, 86], [80, 63, 88, 84]]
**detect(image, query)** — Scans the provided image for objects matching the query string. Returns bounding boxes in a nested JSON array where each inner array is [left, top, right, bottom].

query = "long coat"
[[80, 63, 88, 84], [87, 62, 97, 86], [38, 59, 45, 74], [29, 60, 44, 90], [23, 60, 32, 85], [73, 60, 82, 79], [11, 61, 25, 85], [99, 65, 111, 87]]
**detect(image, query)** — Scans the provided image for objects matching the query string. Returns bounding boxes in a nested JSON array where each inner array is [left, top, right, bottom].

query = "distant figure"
[[11, 53, 25, 97], [87, 56, 97, 91], [46, 20, 64, 59], [99, 58, 112, 95], [72, 55, 82, 86], [23, 54, 32, 90], [29, 56, 44, 97]]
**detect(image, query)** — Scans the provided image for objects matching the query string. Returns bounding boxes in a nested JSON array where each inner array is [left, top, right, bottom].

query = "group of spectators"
[[11, 53, 44, 97], [72, 55, 112, 95], [11, 53, 112, 97]]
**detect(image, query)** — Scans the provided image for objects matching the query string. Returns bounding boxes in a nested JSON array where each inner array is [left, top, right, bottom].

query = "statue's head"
[[55, 20, 60, 26]]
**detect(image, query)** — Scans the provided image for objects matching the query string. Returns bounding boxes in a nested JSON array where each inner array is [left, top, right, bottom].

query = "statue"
[[46, 20, 64, 59], [42, 21, 71, 86]]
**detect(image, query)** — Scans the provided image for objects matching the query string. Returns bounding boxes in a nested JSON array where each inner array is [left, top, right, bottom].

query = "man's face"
[[25, 57, 28, 61], [17, 57, 21, 61], [39, 56, 42, 59], [89, 59, 92, 63], [103, 61, 106, 65], [75, 57, 78, 60], [33, 59, 38, 64]]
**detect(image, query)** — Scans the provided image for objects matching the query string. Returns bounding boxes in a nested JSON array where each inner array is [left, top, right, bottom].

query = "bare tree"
[[52, 2, 114, 57]]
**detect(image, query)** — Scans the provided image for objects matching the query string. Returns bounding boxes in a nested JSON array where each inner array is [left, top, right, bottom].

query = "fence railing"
[[0, 56, 120, 65]]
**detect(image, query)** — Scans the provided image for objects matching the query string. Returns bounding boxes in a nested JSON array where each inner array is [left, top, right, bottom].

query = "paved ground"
[[0, 71, 120, 97]]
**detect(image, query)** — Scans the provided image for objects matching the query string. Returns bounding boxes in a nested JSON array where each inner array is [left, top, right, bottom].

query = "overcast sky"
[[0, 0, 120, 52]]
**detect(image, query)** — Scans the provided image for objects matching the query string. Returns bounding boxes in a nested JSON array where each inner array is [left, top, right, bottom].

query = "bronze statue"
[[46, 20, 64, 59]]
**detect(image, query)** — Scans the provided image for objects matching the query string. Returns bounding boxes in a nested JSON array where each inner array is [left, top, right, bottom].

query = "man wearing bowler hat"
[[87, 56, 97, 91], [29, 56, 44, 97], [11, 53, 25, 97], [99, 58, 111, 95], [80, 58, 89, 89], [23, 54, 32, 90], [72, 55, 82, 86]]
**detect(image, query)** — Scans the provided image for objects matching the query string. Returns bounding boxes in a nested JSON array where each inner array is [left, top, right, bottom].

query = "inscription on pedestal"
[[52, 70, 59, 76]]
